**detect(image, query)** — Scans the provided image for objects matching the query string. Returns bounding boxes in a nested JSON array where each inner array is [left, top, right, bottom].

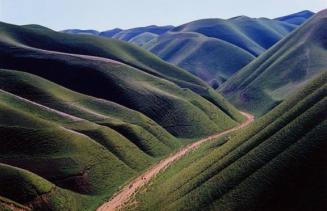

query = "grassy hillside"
[[0, 22, 205, 88], [0, 22, 245, 136], [145, 32, 255, 88], [0, 65, 243, 209], [0, 21, 245, 123], [168, 16, 296, 56], [130, 71, 327, 211], [143, 15, 302, 87], [0, 68, 168, 210], [220, 9, 327, 116], [62, 12, 312, 88], [0, 20, 245, 210]]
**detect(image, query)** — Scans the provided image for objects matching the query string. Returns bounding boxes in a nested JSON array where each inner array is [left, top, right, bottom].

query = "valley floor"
[[97, 112, 254, 211]]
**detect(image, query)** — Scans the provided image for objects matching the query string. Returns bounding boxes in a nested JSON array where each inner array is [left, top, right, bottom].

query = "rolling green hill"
[[0, 69, 167, 210], [220, 9, 327, 116], [0, 21, 244, 122], [0, 20, 245, 210], [131, 71, 327, 211], [144, 32, 255, 88], [62, 11, 312, 88], [0, 22, 206, 90], [142, 15, 302, 87]]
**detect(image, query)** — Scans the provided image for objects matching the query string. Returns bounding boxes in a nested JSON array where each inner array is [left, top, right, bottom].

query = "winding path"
[[97, 112, 254, 211]]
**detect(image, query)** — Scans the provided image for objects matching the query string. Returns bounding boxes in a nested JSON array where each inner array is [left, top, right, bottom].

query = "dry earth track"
[[97, 112, 255, 211]]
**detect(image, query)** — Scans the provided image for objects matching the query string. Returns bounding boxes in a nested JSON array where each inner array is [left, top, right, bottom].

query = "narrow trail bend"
[[97, 112, 255, 211]]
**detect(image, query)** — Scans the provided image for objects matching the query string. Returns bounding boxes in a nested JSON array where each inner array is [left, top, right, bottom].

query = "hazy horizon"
[[0, 0, 326, 30]]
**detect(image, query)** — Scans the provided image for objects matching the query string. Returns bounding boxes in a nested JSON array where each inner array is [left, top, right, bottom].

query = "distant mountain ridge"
[[219, 9, 327, 116], [62, 25, 173, 40], [275, 10, 315, 25], [62, 11, 314, 88]]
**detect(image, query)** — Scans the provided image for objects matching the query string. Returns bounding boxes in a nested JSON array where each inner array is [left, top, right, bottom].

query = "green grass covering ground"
[[0, 21, 244, 136], [0, 69, 169, 210], [0, 18, 244, 210], [0, 102, 136, 210], [142, 15, 301, 87], [131, 72, 327, 211], [0, 163, 95, 211], [220, 9, 327, 116], [144, 32, 255, 87]]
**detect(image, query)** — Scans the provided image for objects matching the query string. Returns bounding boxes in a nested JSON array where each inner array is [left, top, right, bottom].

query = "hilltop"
[[63, 11, 313, 88], [144, 15, 306, 87], [220, 9, 327, 116], [0, 21, 244, 210], [275, 10, 314, 25]]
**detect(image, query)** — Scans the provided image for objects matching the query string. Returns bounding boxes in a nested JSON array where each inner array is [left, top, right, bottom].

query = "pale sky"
[[0, 0, 326, 30]]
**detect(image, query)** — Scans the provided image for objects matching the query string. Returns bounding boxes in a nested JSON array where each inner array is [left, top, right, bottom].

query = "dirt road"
[[97, 112, 254, 211]]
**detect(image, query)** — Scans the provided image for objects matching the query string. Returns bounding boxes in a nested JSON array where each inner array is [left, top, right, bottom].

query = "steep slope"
[[145, 32, 255, 88], [144, 15, 302, 86], [167, 17, 296, 56], [0, 68, 178, 210], [0, 21, 245, 210], [0, 24, 244, 137], [0, 66, 239, 210], [1, 22, 201, 88], [220, 9, 327, 116], [62, 12, 311, 88], [1, 21, 241, 103], [131, 71, 327, 211], [276, 10, 314, 25]]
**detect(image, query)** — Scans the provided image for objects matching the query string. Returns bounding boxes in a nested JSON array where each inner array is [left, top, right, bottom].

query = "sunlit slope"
[[168, 16, 296, 56], [0, 69, 178, 158], [0, 21, 245, 122], [133, 71, 327, 211], [0, 21, 245, 210], [0, 21, 207, 90], [145, 32, 255, 87], [0, 67, 179, 210], [144, 16, 302, 86], [0, 21, 247, 210], [61, 12, 312, 88], [0, 90, 136, 210], [220, 9, 327, 116], [0, 22, 245, 137]]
